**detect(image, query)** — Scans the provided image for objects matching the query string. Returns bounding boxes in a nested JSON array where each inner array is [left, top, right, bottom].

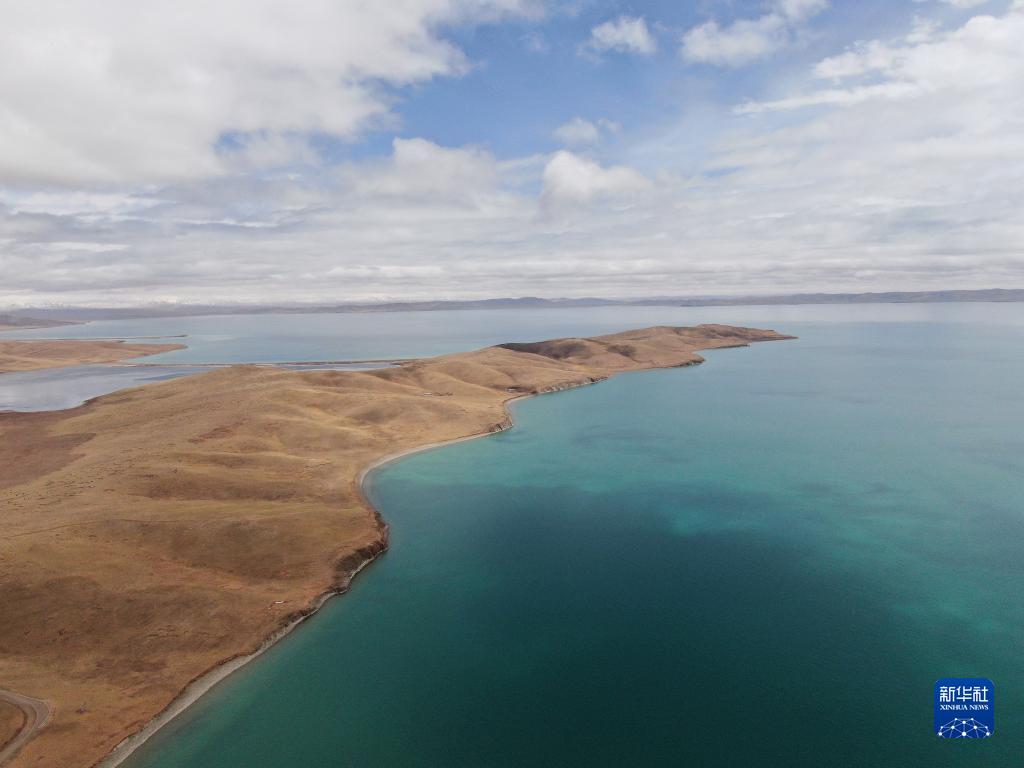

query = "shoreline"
[[96, 518, 388, 768], [121, 358, 408, 369], [96, 374, 609, 768], [0, 324, 791, 768]]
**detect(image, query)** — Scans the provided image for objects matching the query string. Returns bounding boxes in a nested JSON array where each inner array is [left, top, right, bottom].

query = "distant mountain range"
[[5, 289, 1023, 322], [0, 313, 78, 329], [668, 289, 1024, 306]]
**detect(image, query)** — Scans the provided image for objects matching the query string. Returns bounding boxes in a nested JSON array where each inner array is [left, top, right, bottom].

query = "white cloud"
[[904, 16, 941, 44], [522, 30, 550, 53], [1, 190, 161, 217], [555, 118, 601, 145], [681, 0, 829, 67], [3, 3, 1024, 306], [740, 6, 1024, 112], [553, 117, 621, 145], [775, 0, 830, 21], [584, 16, 657, 56], [681, 16, 788, 67], [541, 151, 650, 208], [342, 138, 501, 206], [939, 0, 988, 8], [736, 81, 924, 113], [0, 0, 532, 185], [698, 5, 1024, 286]]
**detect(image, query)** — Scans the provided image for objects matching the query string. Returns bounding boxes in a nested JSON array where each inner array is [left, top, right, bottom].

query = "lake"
[[3, 302, 1013, 363], [0, 361, 388, 412], [108, 303, 1023, 767]]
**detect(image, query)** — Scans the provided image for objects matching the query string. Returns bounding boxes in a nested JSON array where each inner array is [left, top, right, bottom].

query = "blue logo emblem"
[[935, 678, 994, 738]]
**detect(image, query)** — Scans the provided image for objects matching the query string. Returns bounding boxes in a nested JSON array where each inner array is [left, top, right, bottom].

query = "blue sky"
[[358, 0, 929, 165], [0, 0, 1022, 305]]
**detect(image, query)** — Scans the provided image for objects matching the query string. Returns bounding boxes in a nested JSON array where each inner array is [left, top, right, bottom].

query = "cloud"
[[521, 30, 551, 53], [341, 138, 501, 206], [553, 117, 621, 145], [555, 118, 600, 145], [681, 0, 828, 66], [583, 16, 657, 56], [541, 151, 650, 209], [739, 5, 1024, 112], [0, 0, 532, 186], [775, 0, 830, 20], [938, 0, 988, 8], [3, 3, 1024, 306]]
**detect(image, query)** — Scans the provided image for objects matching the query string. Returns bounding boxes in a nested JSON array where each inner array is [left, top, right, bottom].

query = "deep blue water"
[[118, 305, 1024, 767]]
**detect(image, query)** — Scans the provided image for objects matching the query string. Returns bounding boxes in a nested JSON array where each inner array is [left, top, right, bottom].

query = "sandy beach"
[[0, 324, 791, 768]]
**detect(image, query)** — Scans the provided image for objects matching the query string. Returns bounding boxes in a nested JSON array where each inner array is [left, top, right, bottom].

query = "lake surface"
[[3, 302, 1012, 363], [119, 304, 1024, 767], [0, 362, 390, 412], [0, 365, 217, 412], [2, 303, 1016, 410]]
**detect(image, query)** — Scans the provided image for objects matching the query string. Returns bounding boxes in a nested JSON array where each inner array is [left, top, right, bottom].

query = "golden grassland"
[[0, 702, 24, 753], [0, 324, 791, 768], [0, 341, 185, 374]]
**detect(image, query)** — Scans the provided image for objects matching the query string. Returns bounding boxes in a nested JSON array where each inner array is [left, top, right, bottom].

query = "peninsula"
[[0, 324, 791, 768], [0, 341, 186, 374]]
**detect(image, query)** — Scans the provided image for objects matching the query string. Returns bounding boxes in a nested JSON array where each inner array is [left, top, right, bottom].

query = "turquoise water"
[[3, 303, 1009, 363], [121, 308, 1023, 766], [6, 304, 1001, 410]]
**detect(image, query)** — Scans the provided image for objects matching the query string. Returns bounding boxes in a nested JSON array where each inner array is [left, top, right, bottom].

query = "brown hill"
[[0, 341, 185, 373], [0, 324, 792, 768], [0, 702, 24, 754]]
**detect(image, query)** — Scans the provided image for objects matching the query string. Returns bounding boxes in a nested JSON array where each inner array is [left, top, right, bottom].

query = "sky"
[[1, 0, 1022, 307]]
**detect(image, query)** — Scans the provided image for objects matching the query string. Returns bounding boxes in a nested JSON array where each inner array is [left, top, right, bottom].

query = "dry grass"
[[0, 702, 25, 754], [0, 341, 185, 373], [0, 324, 791, 768]]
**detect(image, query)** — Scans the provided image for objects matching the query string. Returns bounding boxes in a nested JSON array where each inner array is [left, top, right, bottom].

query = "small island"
[[0, 324, 791, 768]]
